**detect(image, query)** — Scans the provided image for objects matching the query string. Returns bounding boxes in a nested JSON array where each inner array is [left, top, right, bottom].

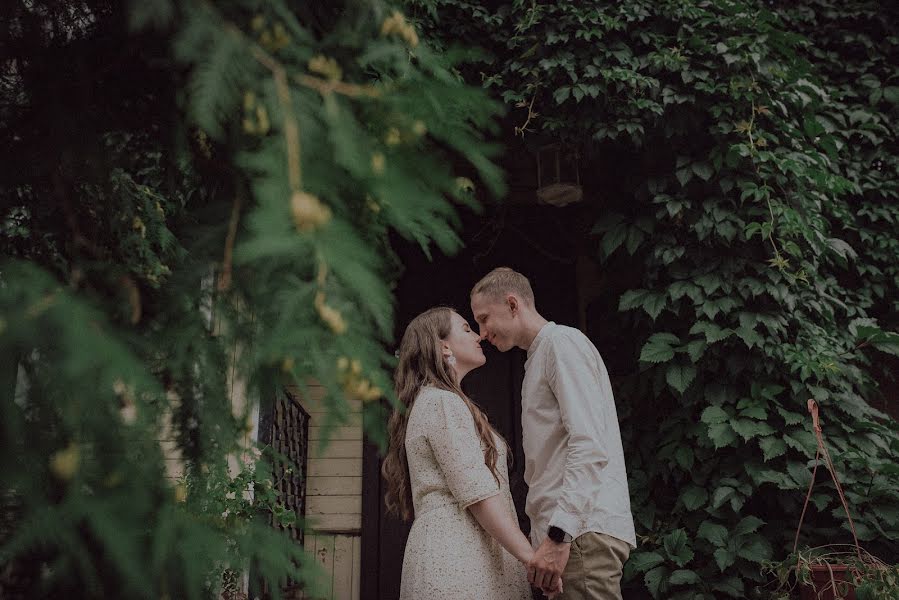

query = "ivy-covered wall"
[[410, 0, 899, 597]]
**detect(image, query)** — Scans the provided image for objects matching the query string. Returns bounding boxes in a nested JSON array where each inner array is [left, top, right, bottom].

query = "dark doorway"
[[360, 199, 584, 600]]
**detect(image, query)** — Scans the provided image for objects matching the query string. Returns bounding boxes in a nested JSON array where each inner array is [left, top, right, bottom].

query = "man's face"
[[470, 292, 519, 352]]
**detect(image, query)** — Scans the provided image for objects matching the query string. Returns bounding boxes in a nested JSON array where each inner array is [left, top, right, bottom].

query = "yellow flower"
[[290, 191, 332, 231], [314, 292, 347, 334], [455, 177, 475, 193], [412, 120, 427, 136], [255, 105, 270, 135], [371, 152, 386, 175], [380, 11, 419, 48], [50, 443, 80, 481], [308, 55, 343, 81], [174, 483, 188, 503], [385, 127, 401, 146], [281, 356, 295, 372], [132, 216, 146, 238]]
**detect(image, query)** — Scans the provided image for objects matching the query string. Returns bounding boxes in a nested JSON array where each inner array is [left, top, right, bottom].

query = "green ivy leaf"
[[674, 446, 694, 470], [736, 534, 772, 563], [697, 520, 728, 547], [733, 515, 765, 536], [680, 485, 708, 511], [663, 528, 694, 567], [692, 162, 714, 181], [759, 436, 788, 461], [711, 486, 736, 509], [642, 292, 667, 320], [730, 418, 775, 441], [666, 363, 697, 394], [619, 289, 649, 311], [701, 406, 729, 424], [668, 569, 701, 585], [644, 566, 667, 598], [707, 423, 737, 448], [689, 321, 733, 344], [640, 339, 676, 363], [714, 548, 736, 572], [712, 577, 745, 597], [629, 551, 665, 573]]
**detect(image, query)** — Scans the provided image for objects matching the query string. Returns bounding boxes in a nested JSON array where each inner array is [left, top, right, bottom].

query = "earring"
[[446, 354, 457, 366]]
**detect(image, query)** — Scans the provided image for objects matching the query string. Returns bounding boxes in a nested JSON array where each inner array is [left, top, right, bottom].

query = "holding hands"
[[524, 537, 569, 599]]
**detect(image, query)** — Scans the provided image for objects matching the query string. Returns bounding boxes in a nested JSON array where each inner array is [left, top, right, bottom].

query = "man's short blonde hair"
[[470, 267, 535, 306]]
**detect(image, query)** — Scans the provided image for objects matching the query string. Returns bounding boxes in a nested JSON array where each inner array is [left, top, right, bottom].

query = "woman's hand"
[[543, 577, 563, 599]]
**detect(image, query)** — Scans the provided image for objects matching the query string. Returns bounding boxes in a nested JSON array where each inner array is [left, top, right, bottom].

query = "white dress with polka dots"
[[399, 386, 531, 599]]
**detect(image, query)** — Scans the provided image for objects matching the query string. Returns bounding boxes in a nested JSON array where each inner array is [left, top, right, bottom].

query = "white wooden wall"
[[292, 383, 363, 600]]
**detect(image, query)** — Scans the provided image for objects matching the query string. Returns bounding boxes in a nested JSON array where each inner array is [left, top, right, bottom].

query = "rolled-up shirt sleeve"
[[545, 337, 610, 535], [426, 390, 500, 509]]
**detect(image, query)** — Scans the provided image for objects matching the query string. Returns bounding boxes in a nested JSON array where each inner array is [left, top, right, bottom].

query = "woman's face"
[[443, 311, 486, 376]]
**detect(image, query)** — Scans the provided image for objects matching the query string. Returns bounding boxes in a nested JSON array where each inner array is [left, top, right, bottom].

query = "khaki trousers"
[[553, 532, 631, 600]]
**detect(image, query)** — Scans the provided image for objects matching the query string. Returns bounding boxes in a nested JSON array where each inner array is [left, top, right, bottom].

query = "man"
[[470, 267, 636, 600]]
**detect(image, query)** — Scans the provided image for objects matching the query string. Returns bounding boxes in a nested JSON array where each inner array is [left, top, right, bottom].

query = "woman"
[[382, 307, 560, 599]]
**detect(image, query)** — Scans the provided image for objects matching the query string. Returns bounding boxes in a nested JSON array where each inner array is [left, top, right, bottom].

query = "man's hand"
[[527, 537, 571, 594]]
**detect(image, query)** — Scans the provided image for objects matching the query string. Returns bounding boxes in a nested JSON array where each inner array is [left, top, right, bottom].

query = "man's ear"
[[507, 294, 518, 315]]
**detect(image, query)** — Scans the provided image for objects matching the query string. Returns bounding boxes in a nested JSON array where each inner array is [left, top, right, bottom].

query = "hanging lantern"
[[535, 143, 582, 207]]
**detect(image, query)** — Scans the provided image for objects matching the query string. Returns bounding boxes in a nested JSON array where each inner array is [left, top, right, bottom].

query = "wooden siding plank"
[[332, 535, 354, 600], [308, 440, 362, 459], [306, 476, 362, 496], [313, 534, 334, 599], [309, 513, 361, 532], [307, 495, 361, 515], [307, 458, 361, 477], [308, 426, 362, 441]]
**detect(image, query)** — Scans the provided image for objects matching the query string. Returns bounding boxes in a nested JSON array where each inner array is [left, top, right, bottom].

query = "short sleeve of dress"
[[424, 389, 500, 509]]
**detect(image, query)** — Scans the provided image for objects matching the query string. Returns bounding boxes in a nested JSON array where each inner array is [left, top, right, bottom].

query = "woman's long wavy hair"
[[381, 307, 506, 521]]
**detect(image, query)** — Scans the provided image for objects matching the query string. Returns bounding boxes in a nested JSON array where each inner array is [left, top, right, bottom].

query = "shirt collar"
[[527, 321, 555, 358]]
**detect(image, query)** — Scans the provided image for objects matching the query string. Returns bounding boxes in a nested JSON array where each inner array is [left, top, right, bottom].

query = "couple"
[[382, 268, 636, 599]]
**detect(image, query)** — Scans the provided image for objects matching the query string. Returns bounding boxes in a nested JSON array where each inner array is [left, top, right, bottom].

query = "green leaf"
[[619, 289, 649, 311], [668, 569, 701, 585], [663, 529, 694, 567], [701, 406, 729, 424], [697, 521, 728, 547], [712, 577, 745, 597], [601, 224, 628, 259], [759, 436, 787, 461], [674, 446, 694, 470], [676, 167, 693, 186], [554, 86, 571, 103], [644, 566, 667, 598], [692, 162, 714, 181], [629, 551, 665, 573], [666, 363, 697, 394], [642, 292, 667, 320], [685, 339, 707, 362], [882, 86, 899, 104], [711, 486, 736, 509], [735, 534, 772, 563], [733, 516, 765, 537], [640, 339, 675, 363], [689, 321, 733, 344], [714, 548, 736, 572], [680, 485, 708, 511], [730, 418, 775, 441], [708, 423, 737, 448]]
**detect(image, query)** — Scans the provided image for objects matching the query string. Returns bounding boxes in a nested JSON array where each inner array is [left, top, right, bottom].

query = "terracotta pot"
[[799, 564, 856, 600]]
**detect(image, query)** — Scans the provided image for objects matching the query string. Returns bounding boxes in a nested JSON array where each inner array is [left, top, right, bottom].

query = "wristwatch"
[[547, 526, 573, 544]]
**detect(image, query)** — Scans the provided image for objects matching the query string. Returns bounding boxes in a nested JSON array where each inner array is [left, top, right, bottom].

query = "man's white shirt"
[[522, 322, 637, 549]]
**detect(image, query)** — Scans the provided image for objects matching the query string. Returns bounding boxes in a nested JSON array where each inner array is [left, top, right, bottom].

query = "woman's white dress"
[[399, 386, 531, 599]]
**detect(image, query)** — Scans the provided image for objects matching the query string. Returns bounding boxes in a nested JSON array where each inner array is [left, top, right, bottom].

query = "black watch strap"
[[547, 526, 573, 543]]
